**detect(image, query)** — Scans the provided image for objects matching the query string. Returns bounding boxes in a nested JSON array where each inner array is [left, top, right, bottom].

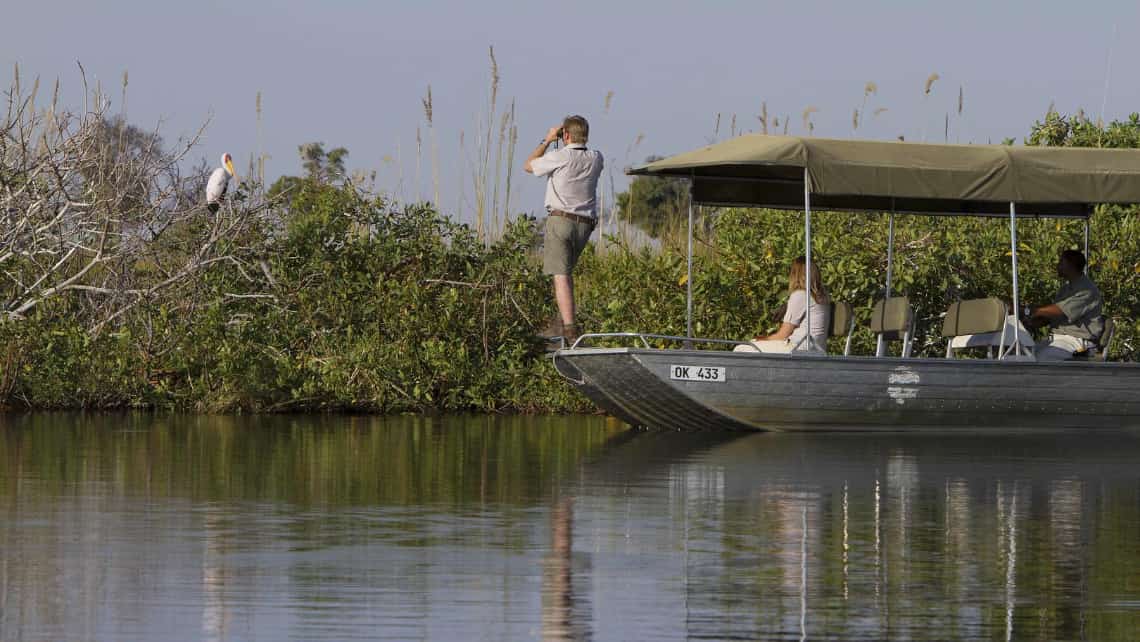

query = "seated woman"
[[735, 256, 830, 354]]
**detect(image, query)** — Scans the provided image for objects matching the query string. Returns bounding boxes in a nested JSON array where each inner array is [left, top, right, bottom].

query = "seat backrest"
[[870, 296, 912, 336], [830, 301, 853, 337], [941, 297, 1006, 338], [1098, 316, 1115, 360]]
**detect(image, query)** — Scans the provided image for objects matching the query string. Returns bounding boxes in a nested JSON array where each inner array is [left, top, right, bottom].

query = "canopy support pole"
[[1008, 202, 1022, 358], [686, 178, 694, 340], [803, 168, 815, 351], [876, 213, 896, 357], [1084, 218, 1090, 263]]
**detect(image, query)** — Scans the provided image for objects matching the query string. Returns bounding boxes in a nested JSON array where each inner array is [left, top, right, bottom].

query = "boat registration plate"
[[669, 365, 725, 383]]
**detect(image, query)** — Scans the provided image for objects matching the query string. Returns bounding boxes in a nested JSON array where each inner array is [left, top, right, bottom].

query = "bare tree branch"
[[1, 68, 264, 332]]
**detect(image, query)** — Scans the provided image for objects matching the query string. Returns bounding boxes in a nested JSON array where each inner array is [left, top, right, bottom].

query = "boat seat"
[[942, 297, 1006, 358], [871, 296, 915, 357], [830, 301, 855, 356], [1072, 316, 1115, 361]]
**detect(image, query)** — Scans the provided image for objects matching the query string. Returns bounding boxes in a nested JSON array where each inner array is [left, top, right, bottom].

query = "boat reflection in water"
[[1, 414, 1138, 640], [564, 428, 1140, 641]]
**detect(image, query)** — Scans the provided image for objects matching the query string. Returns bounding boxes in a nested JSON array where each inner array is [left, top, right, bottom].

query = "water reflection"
[[2, 415, 1139, 640]]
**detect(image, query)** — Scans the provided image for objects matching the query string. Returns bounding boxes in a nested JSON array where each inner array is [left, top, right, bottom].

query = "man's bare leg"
[[554, 274, 576, 339]]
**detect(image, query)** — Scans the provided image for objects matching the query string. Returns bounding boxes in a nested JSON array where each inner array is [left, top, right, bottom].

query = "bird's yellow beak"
[[224, 157, 238, 182]]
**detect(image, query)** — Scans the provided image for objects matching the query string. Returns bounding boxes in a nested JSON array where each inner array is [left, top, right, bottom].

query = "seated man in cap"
[[1025, 249, 1104, 361]]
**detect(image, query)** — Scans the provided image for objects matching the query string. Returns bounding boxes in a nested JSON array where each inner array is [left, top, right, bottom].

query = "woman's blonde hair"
[[788, 255, 829, 304]]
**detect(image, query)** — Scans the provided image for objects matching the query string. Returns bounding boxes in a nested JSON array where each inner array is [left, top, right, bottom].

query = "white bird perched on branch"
[[206, 152, 237, 213]]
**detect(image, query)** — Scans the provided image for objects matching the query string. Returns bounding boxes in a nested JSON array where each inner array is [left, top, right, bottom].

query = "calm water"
[[2, 414, 1139, 641]]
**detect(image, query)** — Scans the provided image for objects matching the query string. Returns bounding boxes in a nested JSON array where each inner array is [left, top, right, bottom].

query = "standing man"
[[524, 115, 604, 345], [1025, 249, 1105, 360]]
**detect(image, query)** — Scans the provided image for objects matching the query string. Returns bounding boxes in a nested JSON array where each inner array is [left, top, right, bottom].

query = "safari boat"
[[553, 136, 1140, 430]]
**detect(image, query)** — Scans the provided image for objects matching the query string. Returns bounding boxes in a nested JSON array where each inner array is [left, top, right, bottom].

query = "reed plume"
[[603, 90, 614, 114], [924, 73, 940, 95], [802, 106, 818, 134], [504, 105, 518, 226], [471, 47, 502, 240], [256, 91, 265, 185], [396, 138, 404, 201], [423, 85, 440, 207], [921, 73, 939, 141], [501, 99, 515, 230], [857, 80, 877, 132], [120, 70, 128, 115], [625, 133, 645, 164], [759, 101, 768, 134], [714, 113, 721, 138], [953, 86, 962, 143], [491, 108, 509, 236], [457, 130, 466, 219]]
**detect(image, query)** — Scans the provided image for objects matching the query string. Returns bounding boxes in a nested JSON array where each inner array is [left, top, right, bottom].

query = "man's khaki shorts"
[[543, 215, 594, 275]]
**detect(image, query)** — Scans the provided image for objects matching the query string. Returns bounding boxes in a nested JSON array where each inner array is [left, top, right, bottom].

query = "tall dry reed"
[[423, 85, 440, 206]]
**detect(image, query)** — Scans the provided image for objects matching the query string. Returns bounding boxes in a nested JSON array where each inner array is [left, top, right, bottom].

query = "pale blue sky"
[[5, 1, 1139, 223]]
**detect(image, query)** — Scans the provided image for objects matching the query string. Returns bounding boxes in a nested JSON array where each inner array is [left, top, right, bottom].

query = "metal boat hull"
[[555, 348, 1140, 431]]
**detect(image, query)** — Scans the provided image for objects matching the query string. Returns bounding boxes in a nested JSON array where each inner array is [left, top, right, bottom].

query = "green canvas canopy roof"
[[627, 135, 1140, 217]]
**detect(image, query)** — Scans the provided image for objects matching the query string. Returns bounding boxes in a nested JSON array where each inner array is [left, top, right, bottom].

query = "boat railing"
[[567, 332, 754, 351], [552, 332, 754, 386]]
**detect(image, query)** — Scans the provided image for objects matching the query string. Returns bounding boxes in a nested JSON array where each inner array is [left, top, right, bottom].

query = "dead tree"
[[1, 66, 268, 332]]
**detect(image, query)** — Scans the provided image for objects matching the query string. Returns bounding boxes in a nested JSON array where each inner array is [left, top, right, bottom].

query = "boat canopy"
[[627, 135, 1140, 218]]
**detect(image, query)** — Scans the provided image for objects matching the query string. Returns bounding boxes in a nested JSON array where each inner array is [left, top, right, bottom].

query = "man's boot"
[[562, 322, 579, 347]]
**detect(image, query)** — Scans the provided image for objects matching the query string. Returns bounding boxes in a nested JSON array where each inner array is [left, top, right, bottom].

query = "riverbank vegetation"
[[3, 73, 1140, 413]]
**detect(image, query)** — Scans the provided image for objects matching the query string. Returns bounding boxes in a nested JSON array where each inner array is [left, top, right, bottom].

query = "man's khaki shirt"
[[1051, 273, 1104, 341]]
